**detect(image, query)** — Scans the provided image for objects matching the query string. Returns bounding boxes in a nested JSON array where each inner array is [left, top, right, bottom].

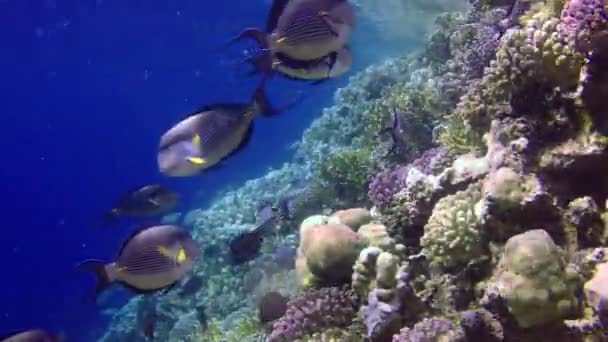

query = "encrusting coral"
[[490, 229, 580, 328]]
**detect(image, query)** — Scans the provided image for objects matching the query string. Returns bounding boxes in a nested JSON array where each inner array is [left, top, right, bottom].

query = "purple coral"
[[460, 23, 502, 79], [368, 167, 407, 208], [558, 0, 608, 53], [460, 309, 504, 341], [364, 290, 402, 341], [267, 286, 359, 342], [392, 317, 458, 342], [368, 147, 448, 208]]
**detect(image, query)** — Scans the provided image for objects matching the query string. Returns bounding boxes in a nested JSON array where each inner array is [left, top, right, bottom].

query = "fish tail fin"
[[252, 82, 306, 117], [101, 209, 119, 227], [251, 82, 278, 117], [230, 28, 274, 78], [77, 259, 113, 296]]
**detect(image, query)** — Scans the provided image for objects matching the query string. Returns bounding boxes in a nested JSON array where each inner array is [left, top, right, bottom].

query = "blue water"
[[0, 0, 411, 340]]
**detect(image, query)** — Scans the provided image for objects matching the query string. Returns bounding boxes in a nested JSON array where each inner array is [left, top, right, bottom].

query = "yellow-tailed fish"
[[157, 87, 276, 177], [78, 224, 200, 295]]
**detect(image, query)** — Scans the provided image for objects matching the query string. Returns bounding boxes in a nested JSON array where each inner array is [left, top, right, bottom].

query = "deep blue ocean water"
[[0, 0, 413, 340]]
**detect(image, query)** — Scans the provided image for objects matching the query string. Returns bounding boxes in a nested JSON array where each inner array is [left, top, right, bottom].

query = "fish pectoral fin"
[[186, 157, 206, 165], [156, 246, 173, 258], [192, 134, 201, 146], [147, 198, 160, 206], [177, 248, 187, 263]]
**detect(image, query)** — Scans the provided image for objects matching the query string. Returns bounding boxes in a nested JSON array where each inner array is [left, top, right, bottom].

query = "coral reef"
[[100, 0, 608, 340]]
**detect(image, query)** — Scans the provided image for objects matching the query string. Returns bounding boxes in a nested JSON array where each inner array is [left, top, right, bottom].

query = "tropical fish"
[[78, 224, 200, 296], [106, 184, 179, 220], [376, 108, 409, 157], [229, 202, 284, 263], [0, 329, 62, 342], [177, 274, 204, 298], [136, 296, 158, 339], [258, 291, 289, 323], [157, 88, 275, 177], [232, 0, 354, 77]]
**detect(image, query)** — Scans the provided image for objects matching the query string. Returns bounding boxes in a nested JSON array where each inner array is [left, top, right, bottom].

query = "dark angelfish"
[[376, 108, 409, 157], [228, 202, 284, 264], [106, 184, 179, 221], [78, 224, 200, 297]]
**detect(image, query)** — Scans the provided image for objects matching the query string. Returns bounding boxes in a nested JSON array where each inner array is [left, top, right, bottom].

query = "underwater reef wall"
[[99, 0, 608, 340]]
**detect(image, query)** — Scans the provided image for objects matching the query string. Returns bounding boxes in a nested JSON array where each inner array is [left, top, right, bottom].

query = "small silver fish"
[[79, 224, 200, 295]]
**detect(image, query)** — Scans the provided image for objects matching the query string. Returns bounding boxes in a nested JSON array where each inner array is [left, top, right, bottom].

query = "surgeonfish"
[[231, 0, 354, 78], [270, 0, 354, 60], [106, 184, 179, 219], [78, 224, 200, 296], [157, 87, 275, 177], [0, 329, 62, 342]]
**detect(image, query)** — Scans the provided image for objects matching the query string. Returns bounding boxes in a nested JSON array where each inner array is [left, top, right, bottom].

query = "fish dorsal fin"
[[195, 103, 249, 115], [266, 0, 292, 32]]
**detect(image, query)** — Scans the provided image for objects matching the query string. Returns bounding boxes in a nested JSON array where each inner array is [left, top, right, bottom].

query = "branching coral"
[[313, 147, 373, 207], [420, 183, 485, 270], [439, 3, 585, 153], [267, 286, 359, 342]]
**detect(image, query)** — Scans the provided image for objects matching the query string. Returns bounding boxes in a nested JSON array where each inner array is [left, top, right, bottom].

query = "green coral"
[[494, 229, 580, 328], [420, 183, 484, 270], [201, 315, 264, 342], [363, 81, 444, 159], [436, 114, 487, 155], [313, 147, 373, 205]]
